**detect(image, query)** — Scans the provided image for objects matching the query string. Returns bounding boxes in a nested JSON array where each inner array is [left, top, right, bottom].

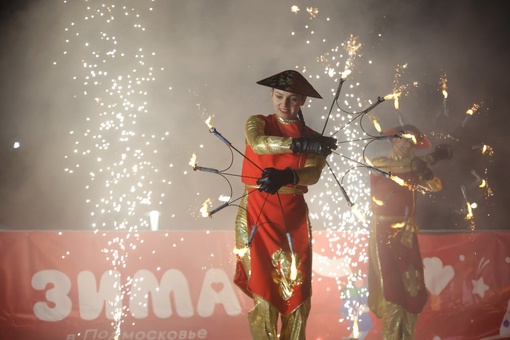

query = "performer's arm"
[[294, 153, 326, 186], [372, 157, 442, 192], [245, 115, 293, 155]]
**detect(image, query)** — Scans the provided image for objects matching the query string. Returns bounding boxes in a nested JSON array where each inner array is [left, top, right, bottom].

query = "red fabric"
[[373, 219, 428, 314], [369, 171, 428, 315], [235, 114, 315, 314], [241, 114, 316, 192], [370, 171, 417, 217]]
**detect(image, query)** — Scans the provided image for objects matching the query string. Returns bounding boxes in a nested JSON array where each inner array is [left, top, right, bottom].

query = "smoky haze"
[[0, 0, 508, 231]]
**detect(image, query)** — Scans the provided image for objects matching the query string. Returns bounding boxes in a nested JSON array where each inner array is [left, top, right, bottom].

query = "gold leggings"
[[247, 295, 311, 340], [382, 301, 418, 340]]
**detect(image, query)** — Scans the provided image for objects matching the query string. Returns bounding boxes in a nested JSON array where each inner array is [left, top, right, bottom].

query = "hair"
[[297, 108, 308, 137]]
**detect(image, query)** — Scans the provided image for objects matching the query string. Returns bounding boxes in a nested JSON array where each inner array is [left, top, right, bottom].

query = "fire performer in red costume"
[[368, 125, 452, 339], [233, 70, 336, 339]]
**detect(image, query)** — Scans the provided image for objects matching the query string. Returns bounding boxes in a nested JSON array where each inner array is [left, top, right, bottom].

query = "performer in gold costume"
[[368, 125, 452, 339], [233, 70, 336, 339]]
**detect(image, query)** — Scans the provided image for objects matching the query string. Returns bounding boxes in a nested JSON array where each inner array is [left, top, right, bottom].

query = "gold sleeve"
[[419, 176, 443, 192], [295, 153, 327, 186], [245, 115, 293, 155], [371, 156, 411, 174], [372, 157, 443, 192]]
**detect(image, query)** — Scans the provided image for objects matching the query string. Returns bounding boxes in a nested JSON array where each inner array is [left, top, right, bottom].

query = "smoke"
[[0, 0, 508, 231]]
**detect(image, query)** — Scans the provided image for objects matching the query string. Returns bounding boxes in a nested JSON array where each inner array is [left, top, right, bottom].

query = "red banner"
[[0, 230, 509, 339]]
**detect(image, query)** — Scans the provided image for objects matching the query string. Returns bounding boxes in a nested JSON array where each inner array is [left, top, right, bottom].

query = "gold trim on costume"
[[271, 249, 303, 301], [403, 265, 422, 298]]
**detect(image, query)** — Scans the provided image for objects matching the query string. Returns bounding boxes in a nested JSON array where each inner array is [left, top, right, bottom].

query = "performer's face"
[[271, 89, 306, 120], [392, 136, 414, 158]]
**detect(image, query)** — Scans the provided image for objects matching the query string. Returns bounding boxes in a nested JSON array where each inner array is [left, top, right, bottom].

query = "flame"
[[200, 198, 212, 217], [391, 221, 406, 229], [189, 153, 197, 169], [466, 103, 480, 115], [352, 312, 360, 339], [481, 144, 494, 155], [341, 69, 352, 80], [371, 117, 382, 133], [352, 205, 366, 222], [390, 175, 406, 187], [465, 202, 473, 220], [290, 253, 298, 281], [205, 115, 213, 128], [402, 133, 417, 145], [372, 196, 384, 206], [290, 5, 300, 13], [478, 179, 487, 188], [384, 92, 401, 110], [440, 73, 448, 98]]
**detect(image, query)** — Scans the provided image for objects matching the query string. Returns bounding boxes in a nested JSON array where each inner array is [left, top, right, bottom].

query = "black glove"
[[429, 143, 453, 164], [291, 135, 337, 157], [410, 157, 434, 181], [256, 167, 298, 195]]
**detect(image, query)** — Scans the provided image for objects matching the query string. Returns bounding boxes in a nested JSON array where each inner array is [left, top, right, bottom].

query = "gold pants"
[[382, 301, 418, 340], [247, 295, 311, 340]]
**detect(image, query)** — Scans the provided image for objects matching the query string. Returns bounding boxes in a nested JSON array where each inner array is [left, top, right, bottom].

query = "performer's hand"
[[291, 136, 337, 157], [429, 143, 453, 164], [410, 157, 434, 180], [256, 167, 298, 195]]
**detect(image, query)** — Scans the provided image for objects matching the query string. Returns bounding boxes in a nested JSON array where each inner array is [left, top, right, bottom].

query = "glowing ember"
[[390, 175, 406, 187], [306, 7, 319, 18], [371, 117, 382, 133]]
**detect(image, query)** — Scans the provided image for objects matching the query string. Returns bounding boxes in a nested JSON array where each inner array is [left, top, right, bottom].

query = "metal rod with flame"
[[205, 116, 263, 172], [321, 72, 349, 135], [470, 170, 486, 188], [276, 193, 298, 281], [462, 103, 480, 128], [460, 185, 474, 220], [441, 74, 449, 117], [384, 92, 403, 125]]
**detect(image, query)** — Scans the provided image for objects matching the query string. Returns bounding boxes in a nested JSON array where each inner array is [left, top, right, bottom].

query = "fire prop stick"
[[321, 71, 349, 135], [470, 170, 487, 188], [460, 185, 474, 221], [462, 103, 480, 128], [320, 73, 407, 212], [205, 116, 263, 172], [277, 193, 298, 281]]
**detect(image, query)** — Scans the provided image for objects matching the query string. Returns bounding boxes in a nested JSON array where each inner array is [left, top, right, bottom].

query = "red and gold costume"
[[368, 153, 442, 339], [234, 114, 326, 339]]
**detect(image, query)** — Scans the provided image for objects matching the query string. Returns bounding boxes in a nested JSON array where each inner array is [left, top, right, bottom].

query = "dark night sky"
[[0, 0, 509, 231]]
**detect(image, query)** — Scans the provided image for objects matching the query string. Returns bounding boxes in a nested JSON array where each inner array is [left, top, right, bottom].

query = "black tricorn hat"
[[256, 70, 322, 99]]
